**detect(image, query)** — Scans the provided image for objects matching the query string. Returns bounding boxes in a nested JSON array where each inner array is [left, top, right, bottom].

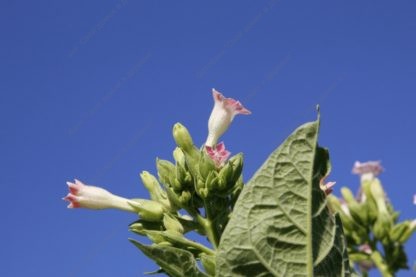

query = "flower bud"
[[179, 190, 192, 206], [173, 147, 186, 166], [205, 171, 218, 192], [198, 152, 216, 180], [129, 199, 165, 222], [175, 163, 192, 187], [140, 171, 171, 210], [229, 153, 244, 182], [341, 187, 368, 225], [146, 231, 168, 244], [129, 220, 164, 235], [360, 181, 378, 223], [218, 160, 235, 189], [156, 158, 176, 187], [372, 212, 391, 240], [173, 123, 196, 154], [390, 221, 410, 243], [396, 220, 415, 244], [200, 253, 216, 276], [163, 214, 184, 234], [370, 179, 388, 214]]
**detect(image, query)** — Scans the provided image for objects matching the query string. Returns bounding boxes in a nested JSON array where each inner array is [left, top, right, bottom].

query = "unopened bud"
[[373, 213, 391, 240], [173, 147, 186, 166], [397, 220, 415, 244], [341, 187, 368, 225], [172, 123, 194, 153], [140, 171, 171, 210], [199, 152, 216, 180], [156, 158, 176, 186], [163, 214, 184, 234], [370, 179, 388, 214], [200, 253, 216, 276], [205, 171, 218, 192], [390, 221, 410, 242], [179, 190, 191, 205], [229, 153, 244, 182]]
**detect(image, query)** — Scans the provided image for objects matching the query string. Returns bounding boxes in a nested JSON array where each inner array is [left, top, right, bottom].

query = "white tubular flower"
[[63, 179, 136, 213], [205, 88, 251, 147]]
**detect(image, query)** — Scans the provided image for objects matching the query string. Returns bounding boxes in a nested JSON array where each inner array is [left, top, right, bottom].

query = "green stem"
[[370, 251, 393, 277], [196, 213, 219, 249], [184, 206, 219, 249], [177, 234, 215, 256]]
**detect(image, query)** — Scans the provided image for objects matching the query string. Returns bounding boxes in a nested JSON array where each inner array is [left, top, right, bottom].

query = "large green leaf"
[[216, 119, 353, 276], [129, 239, 208, 277]]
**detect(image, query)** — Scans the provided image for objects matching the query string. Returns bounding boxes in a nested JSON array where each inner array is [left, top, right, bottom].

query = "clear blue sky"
[[1, 1, 415, 276]]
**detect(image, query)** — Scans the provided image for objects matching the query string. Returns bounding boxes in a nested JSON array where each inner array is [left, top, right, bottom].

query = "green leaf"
[[129, 239, 209, 277], [216, 119, 354, 276]]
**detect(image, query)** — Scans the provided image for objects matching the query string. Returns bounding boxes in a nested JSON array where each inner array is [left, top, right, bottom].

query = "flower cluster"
[[63, 89, 251, 275], [328, 161, 416, 276]]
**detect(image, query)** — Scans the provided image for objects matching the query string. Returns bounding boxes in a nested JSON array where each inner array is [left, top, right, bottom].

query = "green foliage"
[[129, 239, 208, 277], [216, 119, 353, 276], [128, 119, 362, 276]]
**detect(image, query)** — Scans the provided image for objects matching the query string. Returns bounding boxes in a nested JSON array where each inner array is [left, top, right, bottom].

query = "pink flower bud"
[[205, 89, 251, 147], [63, 179, 136, 212]]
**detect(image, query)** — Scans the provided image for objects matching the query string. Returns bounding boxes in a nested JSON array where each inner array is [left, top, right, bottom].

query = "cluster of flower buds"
[[64, 89, 251, 275], [328, 161, 416, 275]]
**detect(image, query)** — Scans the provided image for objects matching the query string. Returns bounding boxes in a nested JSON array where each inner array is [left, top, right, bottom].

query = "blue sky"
[[1, 1, 415, 276]]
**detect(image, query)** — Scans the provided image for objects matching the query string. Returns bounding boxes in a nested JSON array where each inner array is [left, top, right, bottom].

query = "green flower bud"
[[396, 220, 415, 244], [164, 187, 181, 210], [231, 177, 244, 205], [163, 214, 184, 234], [390, 221, 410, 242], [140, 171, 171, 210], [373, 212, 391, 240], [156, 158, 176, 186], [196, 177, 206, 191], [173, 147, 186, 166], [129, 222, 146, 235], [200, 253, 216, 276], [370, 179, 389, 215], [172, 123, 194, 153], [129, 220, 164, 233], [199, 188, 209, 199], [218, 160, 234, 186], [229, 153, 244, 182], [179, 190, 191, 205], [205, 171, 218, 192], [129, 199, 165, 222], [327, 195, 342, 213], [361, 181, 378, 223], [175, 164, 190, 187], [198, 152, 216, 180], [146, 231, 168, 244], [341, 187, 368, 225]]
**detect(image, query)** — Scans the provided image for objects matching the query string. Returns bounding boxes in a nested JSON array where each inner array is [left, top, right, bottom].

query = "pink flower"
[[320, 181, 336, 195], [414, 194, 416, 205], [352, 161, 384, 177], [205, 141, 231, 167], [205, 88, 251, 147], [63, 179, 136, 212]]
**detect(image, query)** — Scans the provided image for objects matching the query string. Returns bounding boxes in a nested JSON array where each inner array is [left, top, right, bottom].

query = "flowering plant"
[[64, 89, 415, 276]]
